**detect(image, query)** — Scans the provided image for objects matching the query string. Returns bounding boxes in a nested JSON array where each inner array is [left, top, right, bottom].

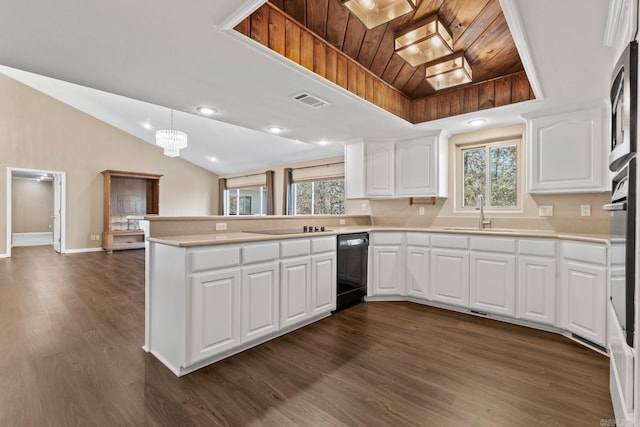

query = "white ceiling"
[[0, 0, 614, 176]]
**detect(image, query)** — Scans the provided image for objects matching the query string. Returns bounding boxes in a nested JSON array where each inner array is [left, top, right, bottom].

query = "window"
[[290, 179, 345, 215], [457, 138, 521, 211], [224, 187, 266, 215], [287, 162, 345, 215]]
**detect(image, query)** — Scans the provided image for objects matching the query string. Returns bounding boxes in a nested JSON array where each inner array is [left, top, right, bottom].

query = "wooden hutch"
[[102, 170, 162, 252]]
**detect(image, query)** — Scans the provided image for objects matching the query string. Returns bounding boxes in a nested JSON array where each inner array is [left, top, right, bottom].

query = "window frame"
[[224, 187, 266, 216], [288, 177, 346, 216], [454, 136, 523, 213]]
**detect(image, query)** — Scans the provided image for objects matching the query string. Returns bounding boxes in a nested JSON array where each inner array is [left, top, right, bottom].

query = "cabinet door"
[[470, 252, 516, 316], [406, 246, 429, 299], [395, 138, 436, 196], [311, 253, 336, 314], [429, 249, 469, 307], [189, 268, 241, 364], [241, 262, 279, 344], [562, 261, 607, 346], [371, 245, 403, 295], [366, 142, 394, 197], [517, 256, 556, 325], [280, 257, 311, 329], [527, 106, 607, 193]]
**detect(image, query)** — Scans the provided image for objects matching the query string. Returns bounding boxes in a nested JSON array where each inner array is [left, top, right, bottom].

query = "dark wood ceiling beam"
[[411, 0, 446, 24], [342, 15, 367, 59], [453, 0, 502, 50], [450, 0, 492, 43], [307, 0, 328, 38], [438, 0, 467, 29], [356, 24, 388, 69], [283, 0, 307, 25]]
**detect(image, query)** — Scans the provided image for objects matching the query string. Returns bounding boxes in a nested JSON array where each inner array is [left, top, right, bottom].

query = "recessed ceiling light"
[[318, 140, 330, 145], [196, 106, 218, 115], [468, 119, 486, 126], [209, 157, 217, 162], [142, 122, 153, 130], [267, 126, 284, 134]]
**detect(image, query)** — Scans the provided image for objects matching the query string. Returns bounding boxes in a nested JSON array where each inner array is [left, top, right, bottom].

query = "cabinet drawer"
[[470, 236, 515, 253], [406, 232, 430, 247], [311, 236, 336, 254], [280, 239, 311, 258], [562, 241, 607, 265], [431, 234, 468, 250], [242, 242, 279, 264], [371, 232, 403, 245], [518, 239, 556, 257], [610, 242, 625, 266], [190, 246, 240, 272]]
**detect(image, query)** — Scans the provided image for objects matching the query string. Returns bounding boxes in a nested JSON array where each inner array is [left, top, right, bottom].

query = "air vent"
[[292, 92, 329, 109]]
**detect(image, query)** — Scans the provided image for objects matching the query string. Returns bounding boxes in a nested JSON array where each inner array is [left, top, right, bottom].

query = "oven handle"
[[603, 202, 627, 211]]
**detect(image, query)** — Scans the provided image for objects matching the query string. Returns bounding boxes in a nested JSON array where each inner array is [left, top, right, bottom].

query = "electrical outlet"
[[538, 205, 553, 217], [580, 205, 591, 217], [418, 206, 425, 215], [339, 219, 346, 225], [361, 203, 367, 212], [90, 235, 95, 241], [215, 222, 227, 231]]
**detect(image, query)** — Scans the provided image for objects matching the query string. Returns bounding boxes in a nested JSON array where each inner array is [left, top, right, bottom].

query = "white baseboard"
[[64, 248, 104, 254], [0, 253, 8, 259], [12, 232, 52, 247]]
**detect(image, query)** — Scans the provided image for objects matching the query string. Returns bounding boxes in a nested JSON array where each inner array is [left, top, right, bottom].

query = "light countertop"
[[147, 226, 610, 247]]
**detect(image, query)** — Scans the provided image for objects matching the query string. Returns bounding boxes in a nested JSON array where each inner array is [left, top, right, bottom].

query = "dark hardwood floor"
[[0, 246, 614, 426]]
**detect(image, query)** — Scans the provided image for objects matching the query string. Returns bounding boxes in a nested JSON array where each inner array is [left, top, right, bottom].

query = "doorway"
[[6, 167, 66, 257]]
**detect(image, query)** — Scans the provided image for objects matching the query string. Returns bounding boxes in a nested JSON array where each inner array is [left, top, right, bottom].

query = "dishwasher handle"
[[338, 235, 369, 248], [603, 202, 627, 212]]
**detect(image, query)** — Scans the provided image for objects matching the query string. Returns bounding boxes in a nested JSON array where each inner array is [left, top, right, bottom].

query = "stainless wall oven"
[[605, 159, 636, 347], [606, 40, 638, 348]]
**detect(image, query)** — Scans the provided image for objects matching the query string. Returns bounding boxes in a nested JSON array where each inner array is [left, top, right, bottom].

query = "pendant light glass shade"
[[155, 109, 188, 157], [395, 14, 453, 67], [425, 52, 472, 90], [342, 0, 418, 30]]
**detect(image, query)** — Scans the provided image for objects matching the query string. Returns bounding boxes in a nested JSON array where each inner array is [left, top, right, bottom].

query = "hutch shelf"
[[102, 170, 162, 252]]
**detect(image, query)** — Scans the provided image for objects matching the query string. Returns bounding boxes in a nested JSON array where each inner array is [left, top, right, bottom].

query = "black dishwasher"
[[336, 233, 369, 311]]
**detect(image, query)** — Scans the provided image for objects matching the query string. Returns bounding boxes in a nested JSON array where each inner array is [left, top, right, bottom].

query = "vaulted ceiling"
[[269, 0, 526, 100]]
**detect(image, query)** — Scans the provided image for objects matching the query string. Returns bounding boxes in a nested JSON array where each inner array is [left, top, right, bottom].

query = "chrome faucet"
[[476, 195, 491, 229]]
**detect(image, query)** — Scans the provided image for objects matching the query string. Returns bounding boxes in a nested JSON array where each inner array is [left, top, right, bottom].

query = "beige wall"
[[370, 123, 610, 233], [11, 179, 54, 233], [0, 74, 219, 253]]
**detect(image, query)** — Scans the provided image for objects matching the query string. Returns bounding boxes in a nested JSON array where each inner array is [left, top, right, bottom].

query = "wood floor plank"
[[0, 246, 614, 426]]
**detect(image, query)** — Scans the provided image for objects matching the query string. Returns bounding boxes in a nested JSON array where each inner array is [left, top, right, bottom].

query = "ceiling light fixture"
[[142, 122, 153, 130], [425, 52, 472, 91], [318, 140, 330, 145], [267, 126, 284, 134], [155, 109, 188, 158], [196, 106, 218, 115], [342, 0, 418, 30], [395, 14, 453, 67], [468, 119, 486, 126]]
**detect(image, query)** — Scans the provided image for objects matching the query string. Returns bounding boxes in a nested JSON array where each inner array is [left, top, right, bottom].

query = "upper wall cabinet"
[[524, 105, 609, 194], [345, 131, 448, 199]]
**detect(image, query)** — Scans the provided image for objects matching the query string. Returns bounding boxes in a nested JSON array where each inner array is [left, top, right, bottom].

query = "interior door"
[[53, 173, 61, 253]]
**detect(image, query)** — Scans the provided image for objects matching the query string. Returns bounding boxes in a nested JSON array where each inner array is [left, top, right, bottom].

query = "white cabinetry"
[[560, 241, 607, 346], [405, 233, 430, 299], [469, 237, 516, 317], [189, 268, 241, 365], [280, 239, 312, 329], [241, 262, 279, 344], [310, 237, 337, 314], [366, 142, 395, 197], [517, 239, 557, 325], [371, 232, 404, 296], [525, 105, 608, 194], [395, 134, 447, 197], [345, 132, 448, 199], [430, 234, 469, 307]]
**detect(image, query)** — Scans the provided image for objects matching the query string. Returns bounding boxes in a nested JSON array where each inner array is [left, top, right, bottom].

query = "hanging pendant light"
[[155, 109, 188, 158]]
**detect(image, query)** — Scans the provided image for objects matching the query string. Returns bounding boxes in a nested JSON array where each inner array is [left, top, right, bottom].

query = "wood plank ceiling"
[[269, 0, 526, 100]]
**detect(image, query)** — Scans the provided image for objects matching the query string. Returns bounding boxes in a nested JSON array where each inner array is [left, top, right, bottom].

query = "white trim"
[[499, 0, 544, 100], [218, 0, 266, 30], [12, 232, 53, 247], [64, 247, 104, 254], [520, 98, 609, 120], [6, 167, 67, 257], [605, 0, 628, 46], [0, 253, 8, 259]]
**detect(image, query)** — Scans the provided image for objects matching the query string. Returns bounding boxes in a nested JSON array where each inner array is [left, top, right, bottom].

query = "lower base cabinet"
[[241, 262, 279, 344], [517, 256, 556, 325], [562, 260, 607, 346], [429, 249, 469, 307], [189, 268, 242, 365], [280, 257, 312, 329], [311, 253, 336, 314], [371, 246, 403, 295], [405, 246, 429, 299], [470, 252, 516, 316]]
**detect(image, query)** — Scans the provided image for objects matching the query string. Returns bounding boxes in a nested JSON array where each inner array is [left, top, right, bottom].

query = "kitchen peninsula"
[[143, 215, 611, 377]]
